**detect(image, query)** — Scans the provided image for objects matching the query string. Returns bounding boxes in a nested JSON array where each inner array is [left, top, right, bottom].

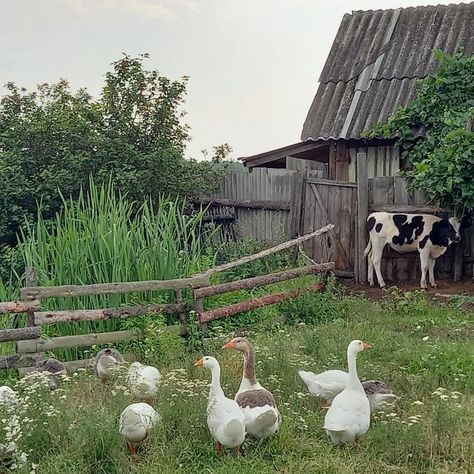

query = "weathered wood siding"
[[349, 146, 400, 181]]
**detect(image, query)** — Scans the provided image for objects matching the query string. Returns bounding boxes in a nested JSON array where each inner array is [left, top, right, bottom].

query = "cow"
[[364, 212, 471, 289]]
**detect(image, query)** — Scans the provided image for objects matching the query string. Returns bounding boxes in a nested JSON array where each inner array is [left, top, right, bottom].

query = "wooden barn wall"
[[349, 146, 400, 181], [286, 156, 327, 176], [369, 177, 474, 280], [210, 168, 295, 242]]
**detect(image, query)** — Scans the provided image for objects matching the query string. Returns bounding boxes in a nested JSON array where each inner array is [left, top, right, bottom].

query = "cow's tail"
[[364, 240, 372, 258]]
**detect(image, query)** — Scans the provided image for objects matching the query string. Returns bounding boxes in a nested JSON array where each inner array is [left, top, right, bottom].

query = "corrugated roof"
[[302, 2, 474, 141]]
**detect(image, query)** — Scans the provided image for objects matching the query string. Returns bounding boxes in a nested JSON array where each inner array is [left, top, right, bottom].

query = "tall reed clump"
[[12, 180, 216, 359]]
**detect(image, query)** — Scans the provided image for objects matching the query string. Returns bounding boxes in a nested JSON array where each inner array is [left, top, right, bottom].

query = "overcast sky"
[[0, 0, 464, 161]]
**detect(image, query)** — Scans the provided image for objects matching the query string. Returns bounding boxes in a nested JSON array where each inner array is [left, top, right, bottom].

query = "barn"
[[205, 3, 474, 285]]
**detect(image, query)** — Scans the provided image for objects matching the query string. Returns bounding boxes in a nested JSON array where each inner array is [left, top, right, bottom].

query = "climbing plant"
[[364, 50, 474, 215]]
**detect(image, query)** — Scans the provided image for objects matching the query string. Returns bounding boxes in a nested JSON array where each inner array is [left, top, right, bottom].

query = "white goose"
[[119, 402, 160, 455], [0, 386, 19, 406], [324, 340, 372, 445], [127, 362, 161, 404], [223, 337, 280, 439], [195, 356, 246, 453], [299, 370, 397, 414], [93, 348, 124, 382]]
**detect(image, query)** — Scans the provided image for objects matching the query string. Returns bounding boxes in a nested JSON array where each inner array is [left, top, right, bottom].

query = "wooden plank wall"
[[349, 146, 400, 181], [287, 156, 327, 176], [368, 176, 474, 281], [211, 168, 321, 243]]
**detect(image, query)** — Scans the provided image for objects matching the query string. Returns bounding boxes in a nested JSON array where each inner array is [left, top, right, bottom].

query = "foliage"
[[0, 53, 226, 252], [364, 50, 474, 214], [0, 292, 473, 472], [0, 180, 217, 360]]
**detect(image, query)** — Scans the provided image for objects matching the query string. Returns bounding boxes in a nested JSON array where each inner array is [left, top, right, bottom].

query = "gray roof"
[[301, 2, 474, 141]]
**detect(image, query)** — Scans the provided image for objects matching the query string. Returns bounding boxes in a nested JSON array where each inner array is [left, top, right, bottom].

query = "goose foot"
[[128, 442, 137, 455], [235, 445, 241, 455], [216, 441, 222, 454], [354, 437, 361, 449]]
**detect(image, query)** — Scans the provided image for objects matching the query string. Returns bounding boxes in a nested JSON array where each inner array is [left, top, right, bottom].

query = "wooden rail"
[[0, 326, 42, 343], [34, 302, 186, 325], [199, 282, 326, 323], [17, 329, 142, 353], [0, 353, 43, 369], [20, 275, 210, 301], [194, 263, 334, 299], [369, 204, 445, 214], [0, 300, 40, 314], [197, 197, 290, 211]]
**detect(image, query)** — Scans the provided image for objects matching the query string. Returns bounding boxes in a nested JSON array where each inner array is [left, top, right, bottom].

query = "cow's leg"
[[428, 256, 437, 288], [371, 241, 386, 288], [419, 250, 429, 289], [367, 249, 375, 286]]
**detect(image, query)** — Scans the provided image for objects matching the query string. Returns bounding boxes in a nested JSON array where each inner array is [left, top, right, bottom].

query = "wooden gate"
[[297, 176, 357, 275]]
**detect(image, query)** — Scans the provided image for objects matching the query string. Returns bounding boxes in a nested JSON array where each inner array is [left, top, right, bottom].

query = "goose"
[[34, 357, 67, 390], [299, 370, 397, 414], [93, 348, 124, 382], [127, 362, 161, 404], [0, 386, 19, 406], [223, 337, 280, 439], [119, 402, 160, 455], [194, 356, 246, 453], [324, 340, 372, 445]]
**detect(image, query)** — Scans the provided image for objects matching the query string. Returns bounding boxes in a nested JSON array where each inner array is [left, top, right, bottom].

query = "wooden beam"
[[34, 302, 186, 325], [20, 275, 210, 301], [17, 329, 142, 353], [201, 224, 335, 277], [197, 197, 290, 211], [199, 282, 326, 323], [0, 300, 40, 314], [369, 205, 444, 214], [357, 152, 369, 284], [25, 267, 38, 326], [202, 213, 236, 222], [194, 263, 334, 299], [18, 358, 92, 375], [0, 326, 42, 343], [289, 171, 306, 238], [306, 177, 357, 188], [0, 353, 43, 369]]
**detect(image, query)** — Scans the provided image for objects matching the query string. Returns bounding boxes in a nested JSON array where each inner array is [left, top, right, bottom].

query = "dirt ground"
[[341, 278, 474, 300]]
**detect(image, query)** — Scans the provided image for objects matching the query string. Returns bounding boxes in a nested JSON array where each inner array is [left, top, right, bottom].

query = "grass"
[[1, 289, 473, 473]]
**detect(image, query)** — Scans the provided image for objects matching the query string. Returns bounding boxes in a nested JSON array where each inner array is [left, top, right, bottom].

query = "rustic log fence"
[[0, 226, 335, 375]]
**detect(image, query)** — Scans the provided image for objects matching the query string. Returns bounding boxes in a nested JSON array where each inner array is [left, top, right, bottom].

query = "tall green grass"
[[0, 181, 216, 361]]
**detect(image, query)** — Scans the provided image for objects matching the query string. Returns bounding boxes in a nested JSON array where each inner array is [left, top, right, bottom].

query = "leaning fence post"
[[356, 153, 368, 284], [175, 288, 188, 336], [24, 267, 38, 327]]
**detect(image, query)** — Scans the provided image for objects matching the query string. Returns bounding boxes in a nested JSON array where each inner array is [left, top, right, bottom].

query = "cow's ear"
[[460, 215, 472, 233]]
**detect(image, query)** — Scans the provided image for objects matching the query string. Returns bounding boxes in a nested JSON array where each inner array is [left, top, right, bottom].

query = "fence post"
[[356, 153, 368, 284], [175, 288, 188, 336], [24, 267, 38, 327], [194, 297, 207, 331]]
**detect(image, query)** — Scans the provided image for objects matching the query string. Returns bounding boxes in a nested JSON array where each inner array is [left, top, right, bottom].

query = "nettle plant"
[[365, 50, 474, 216]]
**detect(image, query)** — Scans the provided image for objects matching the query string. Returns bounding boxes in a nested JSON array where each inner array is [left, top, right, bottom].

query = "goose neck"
[[347, 347, 361, 388], [209, 364, 224, 398], [242, 344, 257, 386]]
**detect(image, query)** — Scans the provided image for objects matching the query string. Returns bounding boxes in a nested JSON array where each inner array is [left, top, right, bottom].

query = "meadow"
[[1, 286, 473, 474]]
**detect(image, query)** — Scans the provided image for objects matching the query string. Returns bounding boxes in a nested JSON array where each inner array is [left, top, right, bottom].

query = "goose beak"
[[222, 341, 234, 349], [362, 343, 372, 350], [194, 358, 204, 367]]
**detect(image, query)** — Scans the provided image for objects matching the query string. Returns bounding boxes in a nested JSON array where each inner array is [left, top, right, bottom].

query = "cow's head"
[[448, 214, 472, 243]]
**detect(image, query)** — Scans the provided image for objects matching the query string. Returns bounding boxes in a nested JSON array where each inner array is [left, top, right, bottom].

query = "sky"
[[0, 0, 466, 161]]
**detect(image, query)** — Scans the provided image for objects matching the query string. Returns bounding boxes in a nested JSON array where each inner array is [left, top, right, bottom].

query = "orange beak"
[[194, 358, 204, 366], [362, 343, 372, 350], [222, 341, 235, 350]]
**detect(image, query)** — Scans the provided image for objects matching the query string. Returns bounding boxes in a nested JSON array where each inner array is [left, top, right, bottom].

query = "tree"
[[0, 54, 225, 250], [364, 50, 474, 215]]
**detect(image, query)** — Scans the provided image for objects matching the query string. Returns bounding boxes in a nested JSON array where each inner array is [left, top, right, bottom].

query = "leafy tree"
[[364, 50, 474, 215], [0, 54, 225, 251]]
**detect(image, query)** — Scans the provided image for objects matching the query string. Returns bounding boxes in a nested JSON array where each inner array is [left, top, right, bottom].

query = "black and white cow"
[[364, 212, 471, 289]]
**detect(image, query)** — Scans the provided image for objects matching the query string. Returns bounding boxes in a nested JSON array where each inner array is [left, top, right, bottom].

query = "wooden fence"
[[0, 227, 335, 375], [201, 153, 474, 284]]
